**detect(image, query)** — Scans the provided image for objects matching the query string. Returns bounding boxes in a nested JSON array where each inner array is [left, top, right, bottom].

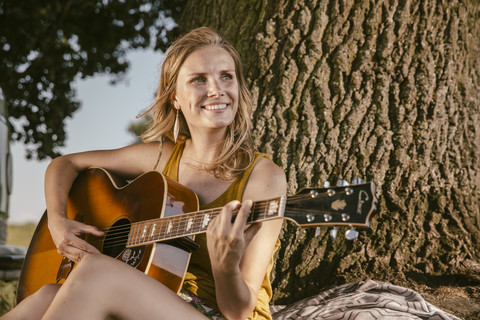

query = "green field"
[[0, 223, 37, 315], [6, 223, 36, 247]]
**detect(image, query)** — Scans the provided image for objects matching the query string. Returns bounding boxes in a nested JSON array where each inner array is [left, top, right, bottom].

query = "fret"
[[158, 219, 167, 241], [150, 223, 157, 239], [166, 220, 173, 235], [138, 224, 145, 244], [145, 222, 151, 242], [263, 200, 268, 220], [193, 212, 204, 233], [136, 224, 143, 244], [174, 215, 183, 237], [250, 202, 258, 222], [133, 223, 140, 245], [182, 215, 190, 234], [201, 212, 211, 230], [267, 199, 279, 217], [141, 224, 147, 241], [186, 216, 194, 232]]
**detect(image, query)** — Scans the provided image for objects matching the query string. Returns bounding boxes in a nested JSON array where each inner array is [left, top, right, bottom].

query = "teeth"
[[204, 104, 227, 110]]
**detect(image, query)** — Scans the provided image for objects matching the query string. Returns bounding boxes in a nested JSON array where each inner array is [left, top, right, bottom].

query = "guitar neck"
[[127, 196, 286, 247]]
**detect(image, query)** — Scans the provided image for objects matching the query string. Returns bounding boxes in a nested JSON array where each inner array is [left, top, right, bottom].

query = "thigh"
[[53, 254, 208, 320]]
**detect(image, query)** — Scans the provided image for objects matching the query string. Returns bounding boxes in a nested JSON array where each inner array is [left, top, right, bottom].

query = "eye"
[[192, 76, 206, 83], [222, 73, 233, 80]]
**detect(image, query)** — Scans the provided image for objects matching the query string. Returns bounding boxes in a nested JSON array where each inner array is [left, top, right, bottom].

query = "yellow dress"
[[162, 141, 277, 320]]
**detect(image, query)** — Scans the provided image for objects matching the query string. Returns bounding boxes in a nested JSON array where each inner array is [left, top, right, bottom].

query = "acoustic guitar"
[[16, 167, 377, 303]]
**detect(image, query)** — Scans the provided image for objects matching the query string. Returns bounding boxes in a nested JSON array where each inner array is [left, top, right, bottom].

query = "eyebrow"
[[186, 69, 235, 77]]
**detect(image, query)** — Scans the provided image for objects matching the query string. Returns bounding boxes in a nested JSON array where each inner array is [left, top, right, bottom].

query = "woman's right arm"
[[45, 141, 173, 262]]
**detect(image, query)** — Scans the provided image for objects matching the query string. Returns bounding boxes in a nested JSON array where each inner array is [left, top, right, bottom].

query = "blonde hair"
[[140, 27, 254, 179]]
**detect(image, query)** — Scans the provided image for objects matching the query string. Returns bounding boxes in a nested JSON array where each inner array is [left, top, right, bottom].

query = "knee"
[[68, 254, 115, 283], [74, 254, 108, 274]]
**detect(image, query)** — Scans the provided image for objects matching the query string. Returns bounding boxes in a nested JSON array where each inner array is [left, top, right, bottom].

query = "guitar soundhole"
[[103, 218, 130, 258]]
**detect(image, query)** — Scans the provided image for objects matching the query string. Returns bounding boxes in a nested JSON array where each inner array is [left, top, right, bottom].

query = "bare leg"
[[1, 284, 61, 320], [41, 254, 208, 320]]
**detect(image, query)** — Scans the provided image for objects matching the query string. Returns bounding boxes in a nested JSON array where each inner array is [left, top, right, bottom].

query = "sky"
[[8, 48, 162, 224]]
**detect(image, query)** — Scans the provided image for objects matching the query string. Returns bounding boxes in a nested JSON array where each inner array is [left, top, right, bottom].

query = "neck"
[[184, 129, 227, 165]]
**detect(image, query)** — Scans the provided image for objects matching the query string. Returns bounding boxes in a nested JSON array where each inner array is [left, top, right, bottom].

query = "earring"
[[173, 109, 180, 143]]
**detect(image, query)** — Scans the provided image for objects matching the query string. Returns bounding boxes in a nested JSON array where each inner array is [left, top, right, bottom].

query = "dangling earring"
[[173, 109, 180, 143]]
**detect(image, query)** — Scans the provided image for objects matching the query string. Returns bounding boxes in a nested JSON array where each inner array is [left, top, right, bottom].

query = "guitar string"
[[90, 193, 352, 248], [92, 189, 346, 233], [87, 191, 352, 248], [93, 191, 343, 234], [91, 203, 274, 247], [89, 205, 259, 247], [96, 207, 348, 249], [93, 198, 282, 234], [98, 212, 346, 249], [91, 200, 288, 249]]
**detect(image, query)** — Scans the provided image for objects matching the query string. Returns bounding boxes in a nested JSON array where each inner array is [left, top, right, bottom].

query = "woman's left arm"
[[207, 158, 286, 320]]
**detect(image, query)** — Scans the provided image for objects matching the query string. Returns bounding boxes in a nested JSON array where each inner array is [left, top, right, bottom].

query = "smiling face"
[[172, 46, 239, 137]]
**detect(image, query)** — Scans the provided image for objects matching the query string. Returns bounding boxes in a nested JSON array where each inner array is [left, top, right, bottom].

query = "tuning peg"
[[330, 227, 338, 240], [345, 227, 359, 240], [315, 227, 322, 239], [323, 181, 330, 188], [352, 178, 365, 185], [309, 190, 319, 198], [327, 189, 336, 196], [336, 179, 349, 186]]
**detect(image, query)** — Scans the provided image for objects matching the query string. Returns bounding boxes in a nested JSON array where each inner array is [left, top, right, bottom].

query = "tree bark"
[[174, 0, 480, 317]]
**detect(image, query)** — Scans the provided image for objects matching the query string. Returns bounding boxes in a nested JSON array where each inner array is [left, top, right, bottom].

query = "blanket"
[[271, 280, 461, 319]]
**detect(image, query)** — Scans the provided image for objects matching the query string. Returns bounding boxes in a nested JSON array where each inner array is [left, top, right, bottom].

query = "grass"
[[6, 222, 36, 247], [0, 222, 37, 316]]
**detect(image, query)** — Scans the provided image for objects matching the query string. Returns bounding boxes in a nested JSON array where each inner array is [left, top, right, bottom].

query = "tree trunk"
[[174, 0, 480, 317]]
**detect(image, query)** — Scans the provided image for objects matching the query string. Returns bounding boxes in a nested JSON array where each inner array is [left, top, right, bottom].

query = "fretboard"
[[126, 196, 286, 247]]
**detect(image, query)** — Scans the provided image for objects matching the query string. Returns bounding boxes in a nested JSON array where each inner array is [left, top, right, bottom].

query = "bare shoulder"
[[122, 140, 176, 172], [242, 157, 287, 201], [58, 141, 176, 179]]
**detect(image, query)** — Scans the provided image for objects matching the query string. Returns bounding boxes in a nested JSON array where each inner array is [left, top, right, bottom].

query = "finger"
[[72, 224, 104, 253], [72, 220, 104, 237], [219, 200, 241, 226], [83, 224, 105, 237], [64, 247, 88, 263], [74, 249, 86, 263], [77, 239, 101, 254], [231, 200, 253, 233], [67, 233, 101, 254], [56, 241, 83, 262]]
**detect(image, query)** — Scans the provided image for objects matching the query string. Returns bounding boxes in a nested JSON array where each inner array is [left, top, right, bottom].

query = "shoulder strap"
[[162, 141, 186, 181]]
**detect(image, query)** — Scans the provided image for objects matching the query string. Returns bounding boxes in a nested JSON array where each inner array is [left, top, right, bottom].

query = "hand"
[[48, 215, 104, 263], [206, 200, 261, 273]]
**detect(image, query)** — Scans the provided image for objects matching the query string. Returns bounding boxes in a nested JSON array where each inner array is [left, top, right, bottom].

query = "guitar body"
[[17, 168, 199, 303]]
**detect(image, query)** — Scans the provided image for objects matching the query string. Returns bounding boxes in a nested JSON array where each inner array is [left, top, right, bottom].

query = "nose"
[[207, 80, 224, 97]]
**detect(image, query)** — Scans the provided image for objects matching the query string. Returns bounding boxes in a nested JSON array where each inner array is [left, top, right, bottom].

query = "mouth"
[[202, 103, 228, 110]]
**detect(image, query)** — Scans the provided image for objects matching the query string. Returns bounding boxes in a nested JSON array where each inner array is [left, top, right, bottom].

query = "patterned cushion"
[[271, 280, 460, 319]]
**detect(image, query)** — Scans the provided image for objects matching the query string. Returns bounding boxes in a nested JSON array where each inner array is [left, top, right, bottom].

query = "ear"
[[171, 94, 180, 110]]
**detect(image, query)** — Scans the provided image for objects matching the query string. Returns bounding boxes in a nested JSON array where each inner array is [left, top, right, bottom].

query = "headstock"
[[283, 179, 377, 240]]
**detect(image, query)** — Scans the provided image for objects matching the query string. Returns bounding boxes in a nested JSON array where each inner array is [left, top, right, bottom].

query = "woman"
[[3, 27, 286, 320]]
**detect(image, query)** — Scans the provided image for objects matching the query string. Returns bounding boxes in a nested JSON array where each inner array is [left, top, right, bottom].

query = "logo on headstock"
[[331, 200, 347, 211], [357, 190, 370, 214]]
